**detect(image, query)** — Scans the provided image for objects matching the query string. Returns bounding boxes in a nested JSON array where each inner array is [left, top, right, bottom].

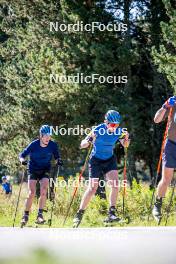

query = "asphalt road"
[[0, 226, 176, 264]]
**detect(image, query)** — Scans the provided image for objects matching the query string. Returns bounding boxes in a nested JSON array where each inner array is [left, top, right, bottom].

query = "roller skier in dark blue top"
[[19, 125, 63, 226]]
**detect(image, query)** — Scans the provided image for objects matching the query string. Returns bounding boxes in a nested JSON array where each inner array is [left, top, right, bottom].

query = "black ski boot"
[[104, 206, 121, 223], [152, 197, 162, 223], [73, 209, 85, 228], [20, 213, 29, 228]]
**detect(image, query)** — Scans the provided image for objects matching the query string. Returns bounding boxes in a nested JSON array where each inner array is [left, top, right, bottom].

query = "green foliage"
[[152, 0, 176, 90], [0, 178, 175, 227]]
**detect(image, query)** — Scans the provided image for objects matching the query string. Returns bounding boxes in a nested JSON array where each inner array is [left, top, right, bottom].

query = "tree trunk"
[[123, 0, 138, 185]]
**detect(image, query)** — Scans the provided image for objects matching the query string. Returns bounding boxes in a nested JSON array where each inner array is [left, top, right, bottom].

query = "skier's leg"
[[153, 166, 173, 219], [21, 180, 37, 224], [73, 178, 99, 226], [80, 178, 99, 210], [104, 170, 120, 222], [36, 177, 49, 223], [73, 156, 102, 227], [106, 170, 118, 207], [39, 178, 49, 209], [152, 138, 176, 221], [157, 166, 173, 198], [25, 180, 37, 210]]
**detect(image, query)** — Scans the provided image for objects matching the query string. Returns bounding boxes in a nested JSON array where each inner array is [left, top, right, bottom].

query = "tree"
[[152, 0, 176, 91]]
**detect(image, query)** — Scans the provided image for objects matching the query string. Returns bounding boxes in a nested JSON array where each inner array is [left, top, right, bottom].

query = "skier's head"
[[39, 125, 52, 146], [2, 176, 7, 182], [104, 110, 121, 132]]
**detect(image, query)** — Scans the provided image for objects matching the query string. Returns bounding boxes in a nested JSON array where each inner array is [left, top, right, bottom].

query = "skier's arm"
[[154, 108, 168, 123], [80, 131, 96, 149], [154, 96, 176, 123], [19, 143, 32, 163]]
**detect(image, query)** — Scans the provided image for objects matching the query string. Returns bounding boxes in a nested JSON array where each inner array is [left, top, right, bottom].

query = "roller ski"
[[73, 209, 85, 228], [20, 214, 29, 228], [104, 215, 123, 226], [152, 197, 162, 225]]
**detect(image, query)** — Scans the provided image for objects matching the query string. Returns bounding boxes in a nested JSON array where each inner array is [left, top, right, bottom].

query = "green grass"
[[0, 178, 176, 227]]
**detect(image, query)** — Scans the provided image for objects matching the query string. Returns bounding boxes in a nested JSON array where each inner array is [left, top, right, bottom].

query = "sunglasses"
[[108, 123, 119, 128]]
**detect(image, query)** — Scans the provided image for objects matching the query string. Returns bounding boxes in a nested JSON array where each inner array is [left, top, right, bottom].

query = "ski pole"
[[165, 178, 176, 226], [148, 108, 172, 221], [12, 165, 26, 227], [48, 165, 60, 227], [63, 145, 92, 226], [125, 158, 133, 188], [122, 147, 128, 218]]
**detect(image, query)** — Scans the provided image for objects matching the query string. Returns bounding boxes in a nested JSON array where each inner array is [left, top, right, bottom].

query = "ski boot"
[[20, 213, 29, 228], [104, 206, 122, 225], [73, 209, 85, 228], [152, 197, 162, 224], [35, 214, 46, 226]]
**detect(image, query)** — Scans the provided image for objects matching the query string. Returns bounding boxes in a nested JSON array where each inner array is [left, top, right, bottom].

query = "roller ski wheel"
[[73, 220, 80, 228], [123, 215, 131, 224], [153, 214, 162, 225], [48, 218, 54, 227], [20, 221, 27, 228]]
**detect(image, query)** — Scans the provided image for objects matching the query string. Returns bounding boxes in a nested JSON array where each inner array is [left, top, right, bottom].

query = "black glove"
[[21, 160, 27, 166], [57, 159, 63, 166]]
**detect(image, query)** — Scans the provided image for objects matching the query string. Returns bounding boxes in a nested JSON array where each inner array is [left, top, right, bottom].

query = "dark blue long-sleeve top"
[[19, 139, 60, 173]]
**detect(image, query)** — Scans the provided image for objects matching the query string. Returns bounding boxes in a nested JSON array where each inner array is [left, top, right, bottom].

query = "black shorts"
[[28, 170, 50, 181], [89, 155, 118, 179]]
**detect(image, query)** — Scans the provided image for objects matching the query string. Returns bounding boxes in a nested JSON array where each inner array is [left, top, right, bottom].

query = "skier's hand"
[[123, 133, 130, 148], [22, 160, 27, 166], [80, 132, 95, 149], [19, 158, 27, 166], [120, 132, 130, 148], [57, 159, 63, 166], [87, 135, 94, 143], [80, 139, 90, 149], [163, 96, 176, 109]]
